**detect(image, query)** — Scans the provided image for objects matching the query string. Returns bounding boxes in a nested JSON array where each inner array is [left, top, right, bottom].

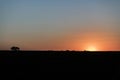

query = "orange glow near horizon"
[[85, 46, 98, 51], [82, 42, 100, 51]]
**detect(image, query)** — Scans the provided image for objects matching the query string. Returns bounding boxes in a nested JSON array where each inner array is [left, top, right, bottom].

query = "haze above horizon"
[[0, 0, 120, 51]]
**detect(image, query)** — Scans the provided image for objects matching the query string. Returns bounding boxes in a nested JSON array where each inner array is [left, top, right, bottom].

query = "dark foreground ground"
[[0, 51, 120, 79]]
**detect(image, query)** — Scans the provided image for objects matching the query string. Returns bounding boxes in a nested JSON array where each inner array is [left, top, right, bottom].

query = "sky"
[[0, 0, 120, 51]]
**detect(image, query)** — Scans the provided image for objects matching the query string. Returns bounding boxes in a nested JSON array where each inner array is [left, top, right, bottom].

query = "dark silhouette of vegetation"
[[11, 46, 20, 51], [0, 50, 119, 76]]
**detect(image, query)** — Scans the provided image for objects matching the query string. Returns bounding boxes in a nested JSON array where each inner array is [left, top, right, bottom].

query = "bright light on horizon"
[[85, 46, 98, 51]]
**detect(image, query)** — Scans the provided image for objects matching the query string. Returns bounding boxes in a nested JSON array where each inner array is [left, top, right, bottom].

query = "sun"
[[85, 46, 97, 51]]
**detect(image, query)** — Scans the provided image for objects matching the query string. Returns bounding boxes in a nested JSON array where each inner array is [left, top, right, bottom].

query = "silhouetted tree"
[[11, 46, 20, 51]]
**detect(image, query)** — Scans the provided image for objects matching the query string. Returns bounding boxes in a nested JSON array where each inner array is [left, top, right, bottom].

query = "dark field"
[[0, 51, 120, 72], [0, 51, 120, 79]]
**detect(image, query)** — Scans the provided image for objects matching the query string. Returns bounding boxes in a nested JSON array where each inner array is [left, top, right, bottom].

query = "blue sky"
[[0, 0, 120, 50]]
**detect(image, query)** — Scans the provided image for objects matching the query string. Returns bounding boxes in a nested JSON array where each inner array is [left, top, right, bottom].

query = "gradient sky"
[[0, 0, 120, 51]]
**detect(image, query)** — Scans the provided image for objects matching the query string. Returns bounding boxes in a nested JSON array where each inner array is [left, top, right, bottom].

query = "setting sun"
[[85, 46, 98, 51]]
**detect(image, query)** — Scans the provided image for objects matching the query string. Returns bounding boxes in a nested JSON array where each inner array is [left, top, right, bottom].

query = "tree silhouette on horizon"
[[11, 46, 20, 51]]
